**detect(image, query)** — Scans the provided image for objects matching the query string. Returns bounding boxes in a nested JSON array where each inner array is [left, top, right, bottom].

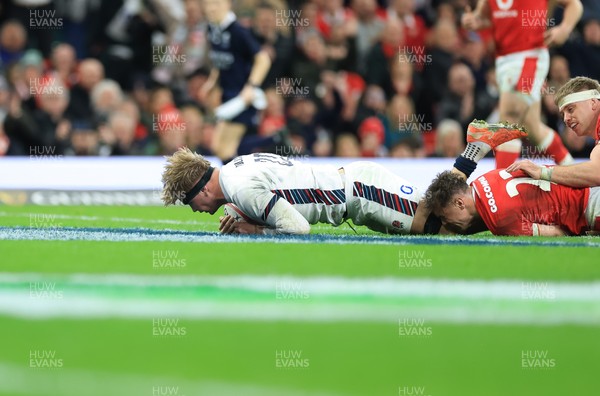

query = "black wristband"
[[453, 156, 477, 179]]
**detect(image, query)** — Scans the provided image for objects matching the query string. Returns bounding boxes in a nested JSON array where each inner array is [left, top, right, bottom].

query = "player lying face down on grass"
[[424, 169, 600, 237], [160, 120, 529, 235], [161, 147, 444, 235]]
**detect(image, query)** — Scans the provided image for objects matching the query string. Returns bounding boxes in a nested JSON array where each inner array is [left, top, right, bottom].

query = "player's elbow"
[[285, 222, 310, 235], [274, 217, 311, 235], [298, 222, 311, 235], [255, 50, 272, 66], [589, 173, 600, 187]]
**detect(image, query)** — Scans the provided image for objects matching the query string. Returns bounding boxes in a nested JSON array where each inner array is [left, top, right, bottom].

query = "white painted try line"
[[1, 273, 599, 325], [0, 211, 212, 226]]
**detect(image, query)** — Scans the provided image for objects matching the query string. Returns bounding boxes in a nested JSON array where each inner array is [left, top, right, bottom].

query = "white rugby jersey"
[[219, 153, 346, 233]]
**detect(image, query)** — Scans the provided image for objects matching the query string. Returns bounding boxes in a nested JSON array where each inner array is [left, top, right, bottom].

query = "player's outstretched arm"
[[221, 192, 311, 235], [239, 50, 272, 105], [545, 0, 583, 47], [506, 145, 600, 187], [259, 198, 311, 235], [533, 223, 567, 237]]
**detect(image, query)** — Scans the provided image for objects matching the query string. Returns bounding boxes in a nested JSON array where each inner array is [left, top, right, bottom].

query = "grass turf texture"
[[1, 205, 599, 395]]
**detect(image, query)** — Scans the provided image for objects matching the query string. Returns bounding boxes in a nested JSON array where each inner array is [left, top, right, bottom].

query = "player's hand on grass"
[[233, 221, 262, 234], [219, 215, 262, 235], [544, 25, 570, 47], [505, 160, 542, 179], [219, 215, 237, 234]]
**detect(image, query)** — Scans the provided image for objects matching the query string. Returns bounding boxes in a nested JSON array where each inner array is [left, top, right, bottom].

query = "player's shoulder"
[[229, 19, 253, 35]]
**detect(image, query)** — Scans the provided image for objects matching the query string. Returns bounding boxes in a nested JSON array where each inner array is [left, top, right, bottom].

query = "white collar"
[[212, 11, 236, 30]]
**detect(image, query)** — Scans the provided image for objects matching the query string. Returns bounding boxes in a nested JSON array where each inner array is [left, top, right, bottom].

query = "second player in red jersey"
[[471, 169, 589, 235], [462, 0, 582, 169], [424, 169, 600, 237]]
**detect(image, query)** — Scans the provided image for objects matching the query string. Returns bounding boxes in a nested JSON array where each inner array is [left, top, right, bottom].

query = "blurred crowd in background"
[[0, 0, 599, 158]]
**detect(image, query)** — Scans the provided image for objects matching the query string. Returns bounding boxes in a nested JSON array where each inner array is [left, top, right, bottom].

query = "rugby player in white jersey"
[[161, 120, 526, 235]]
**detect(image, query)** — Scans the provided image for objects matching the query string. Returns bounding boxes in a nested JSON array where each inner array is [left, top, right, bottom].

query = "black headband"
[[182, 167, 214, 205]]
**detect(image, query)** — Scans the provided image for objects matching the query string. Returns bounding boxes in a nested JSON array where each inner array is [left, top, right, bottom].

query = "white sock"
[[461, 142, 491, 163], [559, 154, 574, 165], [537, 129, 554, 150]]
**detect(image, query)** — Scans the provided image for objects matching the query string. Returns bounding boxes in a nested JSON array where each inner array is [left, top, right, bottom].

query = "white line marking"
[[0, 211, 212, 226], [2, 273, 599, 325], [3, 273, 600, 301]]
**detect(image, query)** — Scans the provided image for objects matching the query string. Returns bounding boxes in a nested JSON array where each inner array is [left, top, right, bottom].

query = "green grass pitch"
[[1, 205, 599, 395]]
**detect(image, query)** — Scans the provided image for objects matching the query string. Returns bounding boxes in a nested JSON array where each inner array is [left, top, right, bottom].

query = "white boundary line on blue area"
[[2, 273, 599, 325], [1, 226, 600, 247]]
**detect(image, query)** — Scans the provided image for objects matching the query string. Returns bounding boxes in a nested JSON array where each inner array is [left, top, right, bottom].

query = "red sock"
[[495, 150, 520, 168], [541, 131, 572, 165]]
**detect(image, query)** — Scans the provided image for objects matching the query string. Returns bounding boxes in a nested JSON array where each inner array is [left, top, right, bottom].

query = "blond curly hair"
[[161, 147, 212, 206]]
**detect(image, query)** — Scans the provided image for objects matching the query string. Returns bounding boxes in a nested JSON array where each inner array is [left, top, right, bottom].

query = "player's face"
[[203, 0, 230, 24], [189, 189, 219, 215], [437, 197, 474, 234], [562, 99, 598, 137]]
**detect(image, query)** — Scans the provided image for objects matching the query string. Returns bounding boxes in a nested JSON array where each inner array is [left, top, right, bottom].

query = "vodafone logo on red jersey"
[[477, 176, 498, 213], [493, 0, 518, 18], [496, 0, 513, 10]]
